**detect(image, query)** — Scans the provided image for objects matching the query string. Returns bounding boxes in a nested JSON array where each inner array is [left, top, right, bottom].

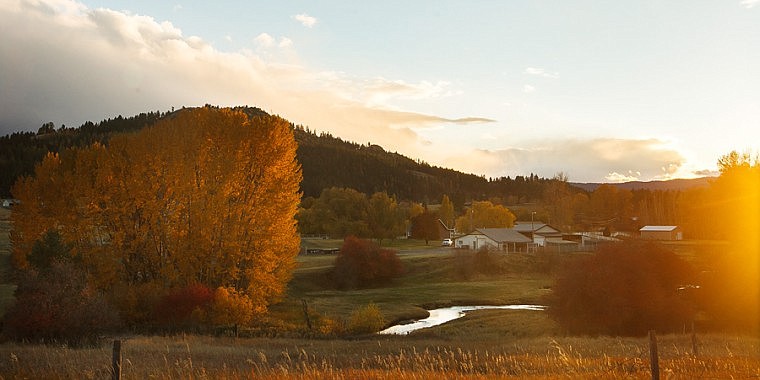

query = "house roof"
[[512, 221, 561, 234], [474, 228, 533, 243], [639, 225, 679, 232]]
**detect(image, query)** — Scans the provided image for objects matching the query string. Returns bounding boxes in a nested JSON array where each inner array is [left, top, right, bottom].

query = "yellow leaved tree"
[[11, 107, 302, 325]]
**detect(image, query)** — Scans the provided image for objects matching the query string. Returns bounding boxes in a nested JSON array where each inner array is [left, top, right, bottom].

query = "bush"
[[153, 283, 214, 331], [546, 241, 695, 336], [454, 247, 502, 280], [2, 261, 121, 346], [347, 303, 386, 335], [333, 236, 404, 289], [209, 286, 255, 328]]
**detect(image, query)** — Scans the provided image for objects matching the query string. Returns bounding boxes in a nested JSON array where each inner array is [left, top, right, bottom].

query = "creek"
[[378, 305, 546, 335]]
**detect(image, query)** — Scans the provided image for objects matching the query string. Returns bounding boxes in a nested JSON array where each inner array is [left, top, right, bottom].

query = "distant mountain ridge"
[[571, 177, 714, 192]]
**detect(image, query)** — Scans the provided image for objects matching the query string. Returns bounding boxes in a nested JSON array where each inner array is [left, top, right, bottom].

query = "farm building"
[[639, 225, 682, 241], [511, 221, 562, 246], [455, 228, 533, 253]]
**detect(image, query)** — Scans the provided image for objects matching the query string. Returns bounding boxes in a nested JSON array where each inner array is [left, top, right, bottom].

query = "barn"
[[454, 228, 533, 253], [639, 225, 683, 241]]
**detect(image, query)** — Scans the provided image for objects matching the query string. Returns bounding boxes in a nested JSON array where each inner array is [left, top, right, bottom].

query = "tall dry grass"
[[0, 333, 757, 379]]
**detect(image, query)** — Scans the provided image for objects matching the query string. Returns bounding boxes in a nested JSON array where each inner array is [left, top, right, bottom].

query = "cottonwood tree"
[[10, 107, 302, 325], [410, 209, 440, 245], [439, 195, 455, 229], [297, 187, 369, 238], [455, 200, 516, 233], [367, 192, 404, 244], [696, 151, 759, 331]]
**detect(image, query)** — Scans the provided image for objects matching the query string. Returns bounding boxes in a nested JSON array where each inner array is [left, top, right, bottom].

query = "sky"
[[1, 0, 758, 183]]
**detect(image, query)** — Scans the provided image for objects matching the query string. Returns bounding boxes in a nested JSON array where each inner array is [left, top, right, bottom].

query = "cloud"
[[293, 13, 317, 27], [443, 138, 686, 183], [741, 0, 759, 8], [254, 33, 292, 50], [522, 85, 536, 93], [278, 37, 293, 48], [605, 171, 641, 183], [525, 67, 559, 79], [0, 0, 489, 168], [693, 169, 719, 177], [254, 32, 274, 47]]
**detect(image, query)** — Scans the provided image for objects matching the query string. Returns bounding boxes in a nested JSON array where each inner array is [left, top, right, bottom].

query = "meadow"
[[0, 210, 758, 378]]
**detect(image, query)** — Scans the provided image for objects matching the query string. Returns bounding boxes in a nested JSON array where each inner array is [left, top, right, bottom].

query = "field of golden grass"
[[0, 332, 757, 379]]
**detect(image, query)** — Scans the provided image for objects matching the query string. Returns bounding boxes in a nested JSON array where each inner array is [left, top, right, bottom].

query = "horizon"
[[1, 1, 758, 183]]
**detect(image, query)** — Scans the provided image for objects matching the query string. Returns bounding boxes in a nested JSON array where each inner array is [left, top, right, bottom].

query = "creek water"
[[378, 305, 546, 335]]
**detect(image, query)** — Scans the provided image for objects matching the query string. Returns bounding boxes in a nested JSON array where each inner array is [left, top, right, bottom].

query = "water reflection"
[[378, 305, 546, 335]]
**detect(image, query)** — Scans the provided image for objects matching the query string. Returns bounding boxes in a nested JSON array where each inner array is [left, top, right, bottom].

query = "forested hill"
[[0, 106, 552, 203], [571, 177, 713, 192]]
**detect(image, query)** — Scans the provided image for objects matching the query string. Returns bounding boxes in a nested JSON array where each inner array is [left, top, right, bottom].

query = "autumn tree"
[[542, 173, 575, 231], [455, 200, 516, 233], [439, 194, 455, 229], [10, 107, 302, 326], [410, 209, 440, 244], [696, 151, 759, 331], [367, 192, 404, 244], [297, 187, 369, 238]]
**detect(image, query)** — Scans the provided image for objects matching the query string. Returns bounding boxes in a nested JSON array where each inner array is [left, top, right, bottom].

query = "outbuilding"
[[639, 225, 682, 241], [455, 228, 533, 253]]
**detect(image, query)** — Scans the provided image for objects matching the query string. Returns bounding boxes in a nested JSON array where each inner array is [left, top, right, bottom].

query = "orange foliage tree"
[[10, 107, 302, 325], [695, 151, 760, 331]]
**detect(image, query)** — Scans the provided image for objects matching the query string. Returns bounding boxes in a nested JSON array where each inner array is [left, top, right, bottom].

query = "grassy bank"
[[273, 249, 555, 327], [0, 333, 757, 379]]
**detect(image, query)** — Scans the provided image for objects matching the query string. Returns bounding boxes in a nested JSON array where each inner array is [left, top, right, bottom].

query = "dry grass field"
[[0, 332, 757, 379]]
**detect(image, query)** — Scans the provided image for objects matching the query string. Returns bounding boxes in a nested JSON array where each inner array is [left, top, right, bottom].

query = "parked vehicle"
[[441, 238, 453, 246]]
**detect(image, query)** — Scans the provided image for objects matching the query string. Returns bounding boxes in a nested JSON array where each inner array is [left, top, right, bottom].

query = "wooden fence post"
[[302, 299, 312, 330], [691, 321, 698, 356], [649, 330, 659, 380], [112, 339, 122, 380]]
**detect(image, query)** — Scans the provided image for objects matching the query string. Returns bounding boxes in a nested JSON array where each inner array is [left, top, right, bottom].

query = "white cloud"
[[278, 37, 293, 48], [605, 171, 641, 183], [741, 0, 759, 8], [443, 138, 686, 183], [254, 33, 293, 50], [254, 32, 274, 47], [293, 13, 317, 27], [522, 84, 535, 93], [525, 67, 559, 79], [0, 0, 489, 170]]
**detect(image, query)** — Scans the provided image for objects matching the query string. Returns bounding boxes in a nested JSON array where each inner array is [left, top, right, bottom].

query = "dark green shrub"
[[546, 241, 695, 336]]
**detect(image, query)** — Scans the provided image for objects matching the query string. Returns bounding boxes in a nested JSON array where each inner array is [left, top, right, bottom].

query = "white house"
[[639, 225, 683, 241], [455, 228, 533, 252], [511, 221, 562, 246]]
